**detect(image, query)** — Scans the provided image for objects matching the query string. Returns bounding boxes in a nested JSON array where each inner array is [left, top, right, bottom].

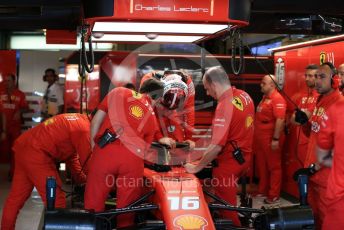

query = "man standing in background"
[[290, 64, 319, 164], [301, 62, 341, 229], [315, 98, 344, 230], [0, 73, 28, 181], [253, 74, 287, 204], [42, 68, 64, 119]]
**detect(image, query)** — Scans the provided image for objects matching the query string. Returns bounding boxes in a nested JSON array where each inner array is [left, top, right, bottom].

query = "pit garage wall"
[[274, 38, 344, 197]]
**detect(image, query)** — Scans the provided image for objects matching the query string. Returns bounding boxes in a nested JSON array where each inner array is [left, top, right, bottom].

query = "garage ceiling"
[[0, 0, 343, 46]]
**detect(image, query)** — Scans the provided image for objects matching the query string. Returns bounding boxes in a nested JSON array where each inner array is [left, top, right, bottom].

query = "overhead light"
[[93, 34, 204, 43], [92, 32, 105, 39], [10, 35, 113, 50], [146, 33, 159, 40], [92, 22, 228, 35], [269, 34, 344, 53]]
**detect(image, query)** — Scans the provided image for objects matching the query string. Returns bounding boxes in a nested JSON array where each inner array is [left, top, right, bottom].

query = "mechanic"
[[315, 98, 344, 230], [41, 68, 64, 119], [184, 66, 254, 226], [338, 63, 344, 94], [1, 113, 92, 230], [140, 70, 196, 151], [253, 74, 287, 204], [290, 64, 319, 164], [84, 79, 169, 228], [0, 73, 28, 181], [300, 62, 342, 229]]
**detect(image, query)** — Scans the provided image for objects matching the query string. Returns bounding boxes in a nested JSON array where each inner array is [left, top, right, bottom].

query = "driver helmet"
[[161, 74, 188, 110]]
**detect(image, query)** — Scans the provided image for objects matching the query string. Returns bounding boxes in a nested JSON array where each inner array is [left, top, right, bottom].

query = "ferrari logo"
[[132, 90, 142, 99], [320, 52, 326, 64], [129, 105, 144, 119], [232, 97, 243, 111]]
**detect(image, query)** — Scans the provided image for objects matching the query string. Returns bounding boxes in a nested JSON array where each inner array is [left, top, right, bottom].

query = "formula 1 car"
[[44, 142, 314, 230]]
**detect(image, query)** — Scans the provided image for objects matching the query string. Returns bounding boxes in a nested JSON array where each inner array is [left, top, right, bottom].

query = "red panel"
[[99, 51, 138, 86], [86, 0, 248, 28], [274, 38, 344, 197], [46, 30, 77, 45], [114, 0, 230, 23], [64, 64, 100, 112]]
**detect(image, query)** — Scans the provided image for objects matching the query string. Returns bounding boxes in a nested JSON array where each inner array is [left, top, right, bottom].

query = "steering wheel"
[[146, 141, 191, 172], [150, 141, 190, 150]]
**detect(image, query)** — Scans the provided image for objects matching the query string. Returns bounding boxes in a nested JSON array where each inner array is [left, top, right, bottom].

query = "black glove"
[[295, 108, 309, 125], [293, 164, 317, 181], [145, 163, 171, 172]]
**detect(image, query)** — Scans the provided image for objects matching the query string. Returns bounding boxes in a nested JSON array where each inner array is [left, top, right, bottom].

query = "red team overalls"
[[1, 113, 91, 230], [0, 88, 28, 178], [84, 88, 157, 228], [317, 98, 344, 230], [140, 72, 195, 141], [295, 90, 318, 164], [254, 89, 286, 199], [211, 87, 255, 226], [140, 72, 195, 164], [303, 90, 341, 229]]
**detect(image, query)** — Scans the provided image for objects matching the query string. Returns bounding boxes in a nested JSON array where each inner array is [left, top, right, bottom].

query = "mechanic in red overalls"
[[185, 66, 255, 226], [140, 71, 195, 150], [84, 79, 166, 228], [253, 74, 286, 204], [0, 73, 28, 180], [290, 64, 319, 164], [1, 113, 92, 230], [301, 62, 341, 229], [338, 63, 344, 95], [316, 98, 344, 230]]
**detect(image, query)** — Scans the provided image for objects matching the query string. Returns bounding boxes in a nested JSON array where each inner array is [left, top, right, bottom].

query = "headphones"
[[322, 62, 340, 89], [43, 68, 58, 82]]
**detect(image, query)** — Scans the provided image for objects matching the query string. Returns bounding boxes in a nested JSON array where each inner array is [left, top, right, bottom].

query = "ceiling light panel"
[[92, 34, 204, 43], [93, 22, 228, 34]]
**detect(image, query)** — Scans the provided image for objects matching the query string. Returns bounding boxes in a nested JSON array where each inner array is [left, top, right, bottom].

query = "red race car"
[[43, 142, 314, 230]]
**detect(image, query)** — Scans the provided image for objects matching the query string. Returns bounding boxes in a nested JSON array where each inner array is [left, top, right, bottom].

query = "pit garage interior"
[[0, 0, 344, 229]]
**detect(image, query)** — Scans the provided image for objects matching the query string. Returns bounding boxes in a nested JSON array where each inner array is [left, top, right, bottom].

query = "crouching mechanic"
[[1, 113, 92, 230], [184, 66, 255, 226], [84, 79, 165, 228]]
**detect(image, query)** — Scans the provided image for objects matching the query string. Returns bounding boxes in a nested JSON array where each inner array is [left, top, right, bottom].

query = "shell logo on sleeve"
[[129, 105, 144, 119], [245, 115, 254, 128]]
